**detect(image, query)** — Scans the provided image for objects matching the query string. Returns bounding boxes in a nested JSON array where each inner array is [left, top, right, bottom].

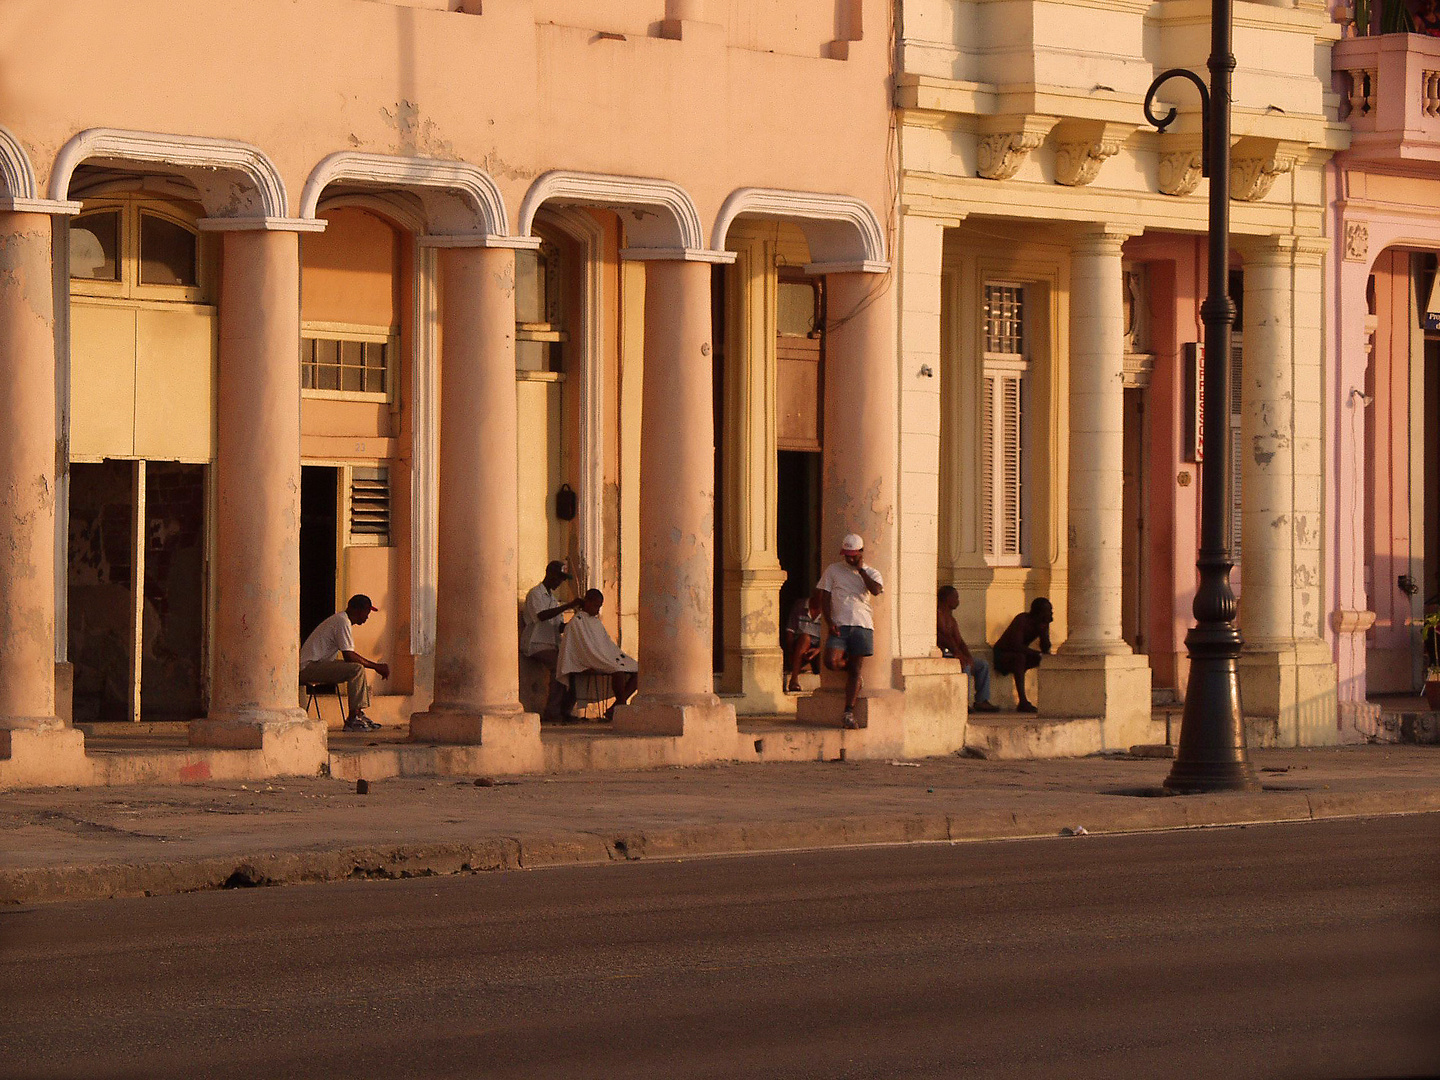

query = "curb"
[[3, 788, 1438, 906]]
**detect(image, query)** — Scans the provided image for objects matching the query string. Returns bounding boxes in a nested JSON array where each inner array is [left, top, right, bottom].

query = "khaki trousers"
[[299, 660, 368, 715]]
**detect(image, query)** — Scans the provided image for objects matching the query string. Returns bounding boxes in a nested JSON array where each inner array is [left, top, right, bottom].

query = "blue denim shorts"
[[826, 625, 874, 657]]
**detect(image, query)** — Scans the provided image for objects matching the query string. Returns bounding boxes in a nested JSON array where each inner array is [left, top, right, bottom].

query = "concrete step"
[[964, 713, 1134, 759]]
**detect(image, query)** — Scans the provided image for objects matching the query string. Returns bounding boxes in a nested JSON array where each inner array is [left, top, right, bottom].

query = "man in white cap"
[[816, 533, 883, 729]]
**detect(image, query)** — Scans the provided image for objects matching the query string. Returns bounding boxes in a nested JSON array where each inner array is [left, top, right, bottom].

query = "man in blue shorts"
[[816, 533, 884, 729]]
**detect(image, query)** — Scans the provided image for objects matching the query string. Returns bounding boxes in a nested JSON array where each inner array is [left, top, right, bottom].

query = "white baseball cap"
[[841, 533, 864, 552]]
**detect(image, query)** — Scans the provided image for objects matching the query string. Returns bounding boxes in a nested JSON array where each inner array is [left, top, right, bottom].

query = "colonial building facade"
[[0, 0, 1398, 790]]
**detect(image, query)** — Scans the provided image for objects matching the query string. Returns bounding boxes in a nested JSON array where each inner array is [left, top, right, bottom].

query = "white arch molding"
[[301, 152, 526, 243], [518, 170, 731, 262], [49, 128, 305, 228], [0, 126, 78, 213], [710, 188, 889, 273]]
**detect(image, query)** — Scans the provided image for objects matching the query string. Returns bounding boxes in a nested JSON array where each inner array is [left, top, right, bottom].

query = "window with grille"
[[348, 466, 391, 546], [981, 284, 1028, 564], [300, 324, 395, 401]]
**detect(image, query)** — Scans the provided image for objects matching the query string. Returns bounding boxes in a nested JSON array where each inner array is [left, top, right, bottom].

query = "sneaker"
[[971, 700, 999, 713], [842, 710, 859, 729], [341, 719, 370, 732]]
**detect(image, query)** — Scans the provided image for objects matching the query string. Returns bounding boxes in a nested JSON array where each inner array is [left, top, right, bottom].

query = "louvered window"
[[981, 284, 1028, 565], [348, 466, 391, 547]]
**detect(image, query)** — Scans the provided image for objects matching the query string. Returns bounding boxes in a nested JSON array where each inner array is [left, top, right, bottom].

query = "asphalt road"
[[1, 815, 1437, 1080]]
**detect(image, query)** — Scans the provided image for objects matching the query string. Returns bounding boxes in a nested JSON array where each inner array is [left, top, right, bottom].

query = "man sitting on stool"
[[299, 594, 389, 731], [936, 585, 997, 713], [556, 589, 638, 723]]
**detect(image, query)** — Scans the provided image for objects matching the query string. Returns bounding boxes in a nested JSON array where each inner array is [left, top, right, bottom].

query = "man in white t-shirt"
[[816, 533, 884, 729], [299, 594, 390, 732], [520, 560, 581, 722]]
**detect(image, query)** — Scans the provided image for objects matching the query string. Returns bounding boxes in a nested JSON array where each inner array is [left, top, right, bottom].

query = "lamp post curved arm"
[[1143, 68, 1212, 176]]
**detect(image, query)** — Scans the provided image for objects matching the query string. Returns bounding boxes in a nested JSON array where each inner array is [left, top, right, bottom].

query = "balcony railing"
[[1334, 32, 1440, 161]]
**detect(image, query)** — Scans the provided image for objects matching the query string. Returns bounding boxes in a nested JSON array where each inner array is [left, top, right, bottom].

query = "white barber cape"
[[557, 612, 638, 677]]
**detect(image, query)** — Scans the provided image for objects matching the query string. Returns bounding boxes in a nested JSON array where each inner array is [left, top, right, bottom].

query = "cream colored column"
[[1063, 228, 1129, 654], [410, 245, 540, 763], [616, 257, 735, 739], [1038, 226, 1150, 740], [194, 228, 323, 757], [718, 232, 788, 712], [1237, 236, 1337, 745], [0, 213, 59, 735], [796, 270, 904, 742]]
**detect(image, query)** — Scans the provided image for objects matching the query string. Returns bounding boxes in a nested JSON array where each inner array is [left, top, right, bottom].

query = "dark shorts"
[[992, 647, 1042, 676], [826, 625, 874, 658]]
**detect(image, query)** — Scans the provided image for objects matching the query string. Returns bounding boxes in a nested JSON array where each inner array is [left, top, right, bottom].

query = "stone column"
[[717, 232, 789, 713], [410, 245, 540, 766], [1237, 236, 1337, 746], [0, 211, 85, 783], [615, 257, 736, 742], [192, 228, 324, 766], [796, 270, 904, 747], [1039, 226, 1150, 743]]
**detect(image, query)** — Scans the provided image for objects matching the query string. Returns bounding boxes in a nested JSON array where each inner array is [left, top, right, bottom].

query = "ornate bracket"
[[1158, 148, 1205, 196], [1055, 139, 1122, 187], [1229, 150, 1296, 202], [976, 131, 1046, 181]]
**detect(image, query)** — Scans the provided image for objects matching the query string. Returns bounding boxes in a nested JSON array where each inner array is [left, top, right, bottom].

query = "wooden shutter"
[[1000, 374, 1023, 557], [981, 376, 996, 555], [349, 466, 391, 546]]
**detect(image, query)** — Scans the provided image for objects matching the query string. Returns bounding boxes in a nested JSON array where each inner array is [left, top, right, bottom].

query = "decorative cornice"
[[976, 131, 1046, 181], [50, 129, 288, 218], [0, 197, 82, 215], [300, 151, 508, 238], [1158, 150, 1204, 196], [519, 170, 704, 251], [1229, 138, 1304, 202], [711, 187, 888, 269], [0, 125, 37, 200]]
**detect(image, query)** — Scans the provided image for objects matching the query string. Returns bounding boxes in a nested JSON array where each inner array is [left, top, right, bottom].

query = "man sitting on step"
[[299, 594, 390, 732], [936, 585, 997, 713], [991, 597, 1053, 714]]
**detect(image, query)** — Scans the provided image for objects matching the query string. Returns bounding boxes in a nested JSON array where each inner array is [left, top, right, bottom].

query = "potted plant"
[[1419, 611, 1440, 709]]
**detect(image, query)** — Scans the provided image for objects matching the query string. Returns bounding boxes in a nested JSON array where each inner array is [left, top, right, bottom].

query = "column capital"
[[0, 198, 81, 216], [1234, 233, 1328, 267], [621, 246, 737, 264], [1069, 223, 1139, 257], [197, 216, 328, 233]]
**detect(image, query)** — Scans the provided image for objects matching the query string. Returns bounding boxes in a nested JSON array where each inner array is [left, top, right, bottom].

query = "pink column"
[[0, 212, 59, 735], [797, 270, 901, 731], [411, 245, 539, 754], [633, 258, 719, 704], [194, 228, 316, 750]]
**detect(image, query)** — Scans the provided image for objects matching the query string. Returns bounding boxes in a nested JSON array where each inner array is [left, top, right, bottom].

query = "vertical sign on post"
[[1183, 342, 1204, 463]]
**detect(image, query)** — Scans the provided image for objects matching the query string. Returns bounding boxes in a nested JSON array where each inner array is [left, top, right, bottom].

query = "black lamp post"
[[1144, 0, 1260, 792]]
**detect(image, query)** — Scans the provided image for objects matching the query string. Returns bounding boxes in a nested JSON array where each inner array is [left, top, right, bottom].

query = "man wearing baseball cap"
[[816, 533, 884, 729], [299, 594, 389, 732], [521, 559, 582, 722]]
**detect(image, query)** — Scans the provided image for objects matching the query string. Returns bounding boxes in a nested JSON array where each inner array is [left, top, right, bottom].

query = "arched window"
[[69, 200, 205, 302]]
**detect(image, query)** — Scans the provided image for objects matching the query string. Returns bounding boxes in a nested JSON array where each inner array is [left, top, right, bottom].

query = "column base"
[[895, 657, 970, 758], [190, 710, 327, 771], [409, 707, 542, 764], [796, 685, 906, 754], [1037, 652, 1152, 750], [720, 646, 793, 714], [0, 725, 89, 789], [612, 694, 736, 738], [1238, 642, 1339, 747]]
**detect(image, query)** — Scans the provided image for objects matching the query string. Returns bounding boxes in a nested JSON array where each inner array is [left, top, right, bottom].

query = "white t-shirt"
[[520, 583, 566, 656], [817, 561, 883, 630], [300, 611, 355, 666]]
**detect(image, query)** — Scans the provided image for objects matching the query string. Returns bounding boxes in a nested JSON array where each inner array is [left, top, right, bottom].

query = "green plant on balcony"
[[1350, 0, 1419, 34]]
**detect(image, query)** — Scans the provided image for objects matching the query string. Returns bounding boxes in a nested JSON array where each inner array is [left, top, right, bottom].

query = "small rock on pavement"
[[959, 745, 990, 760], [355, 779, 369, 795], [1128, 744, 1176, 759], [475, 777, 496, 787], [1060, 825, 1088, 836]]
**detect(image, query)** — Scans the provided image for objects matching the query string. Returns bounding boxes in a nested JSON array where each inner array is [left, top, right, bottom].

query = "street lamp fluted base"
[[1164, 623, 1260, 793]]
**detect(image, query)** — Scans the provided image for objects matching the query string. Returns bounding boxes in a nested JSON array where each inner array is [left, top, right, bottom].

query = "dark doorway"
[[67, 460, 135, 724], [300, 466, 339, 645], [777, 450, 822, 642], [140, 463, 207, 721], [1425, 337, 1439, 626], [1121, 387, 1147, 659], [713, 264, 727, 674]]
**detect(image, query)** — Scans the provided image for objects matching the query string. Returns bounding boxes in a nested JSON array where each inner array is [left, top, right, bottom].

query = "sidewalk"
[[2, 745, 1436, 905]]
